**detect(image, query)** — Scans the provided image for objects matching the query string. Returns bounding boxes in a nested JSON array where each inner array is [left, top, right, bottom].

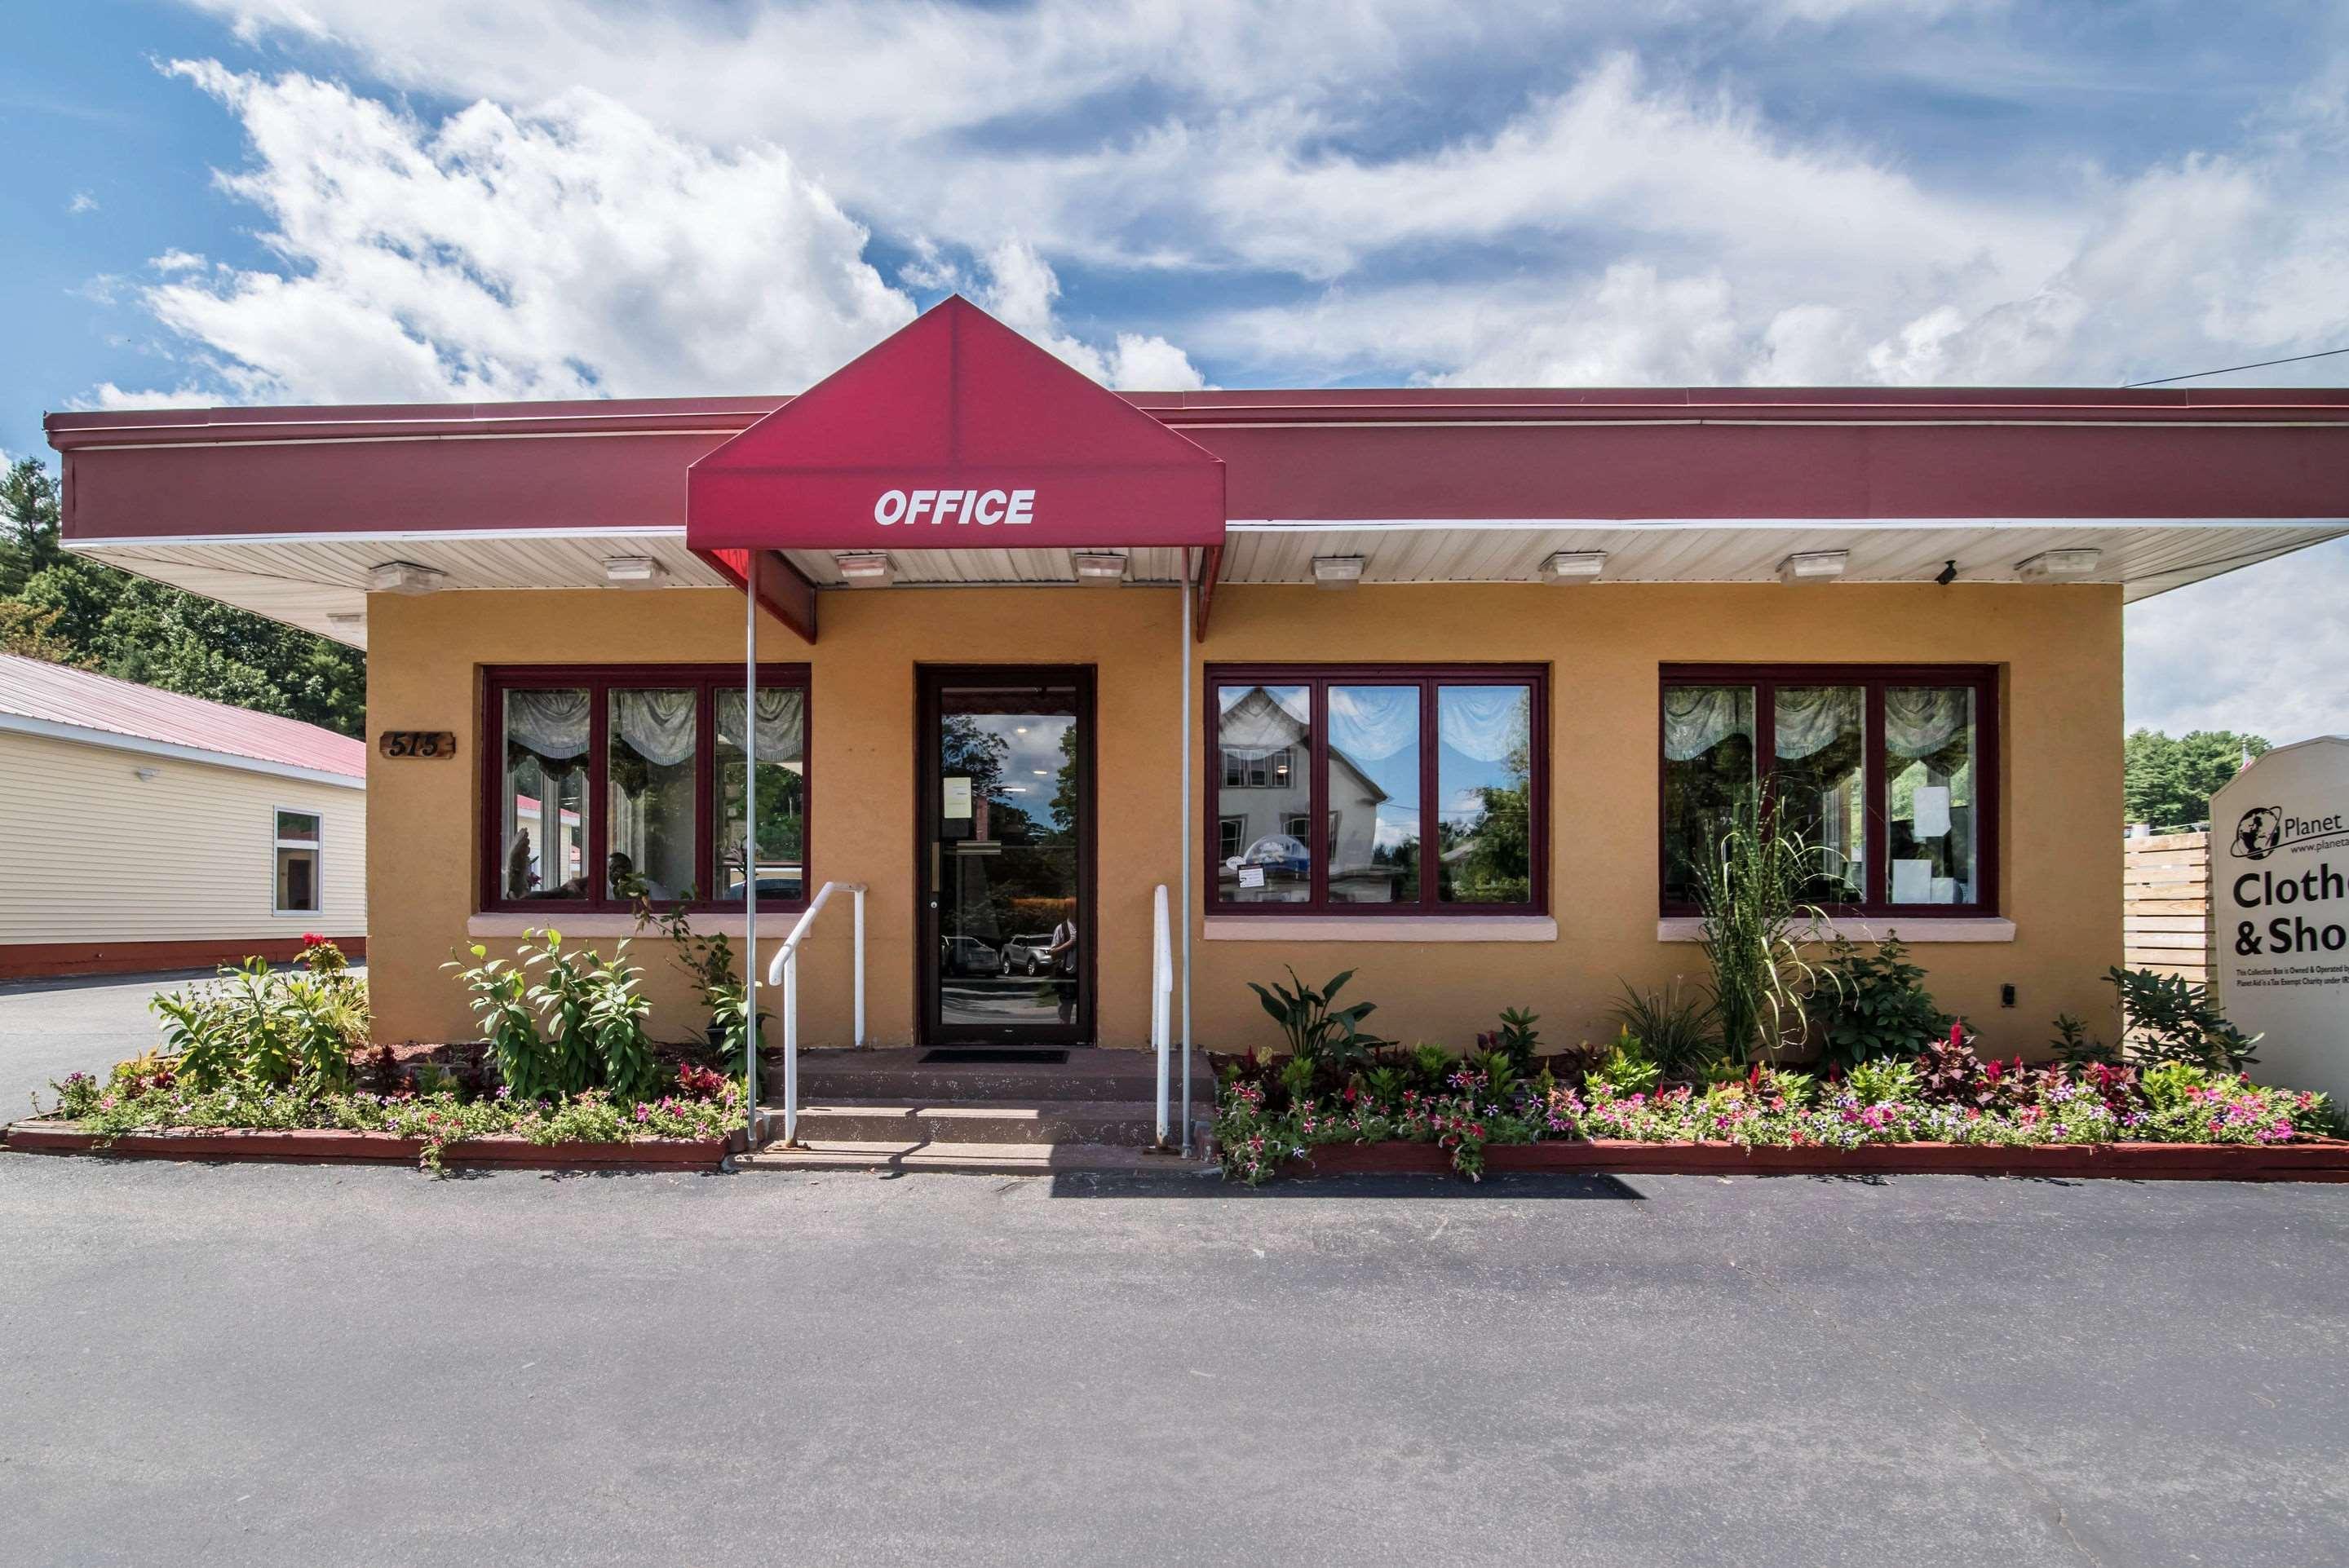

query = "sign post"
[[2212, 736, 2349, 1103]]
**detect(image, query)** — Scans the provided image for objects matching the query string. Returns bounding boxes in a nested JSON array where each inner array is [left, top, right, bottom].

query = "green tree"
[[2123, 727, 2270, 829], [0, 456, 366, 735]]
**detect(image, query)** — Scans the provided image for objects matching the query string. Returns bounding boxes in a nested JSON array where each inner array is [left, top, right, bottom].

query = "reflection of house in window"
[[1214, 684, 1389, 899]]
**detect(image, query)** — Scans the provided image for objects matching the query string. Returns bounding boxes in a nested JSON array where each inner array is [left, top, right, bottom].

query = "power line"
[[2125, 345, 2349, 387]]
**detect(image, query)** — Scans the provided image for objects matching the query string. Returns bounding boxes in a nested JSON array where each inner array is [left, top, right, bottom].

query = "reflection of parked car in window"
[[998, 934, 1055, 975], [940, 935, 998, 976]]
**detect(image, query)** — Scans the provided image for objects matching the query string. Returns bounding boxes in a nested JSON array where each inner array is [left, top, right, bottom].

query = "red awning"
[[686, 296, 1226, 554]]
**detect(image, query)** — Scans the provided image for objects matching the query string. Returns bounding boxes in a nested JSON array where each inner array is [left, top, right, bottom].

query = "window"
[[273, 808, 322, 915], [1208, 665, 1546, 915], [484, 665, 809, 912], [1223, 745, 1294, 788], [1661, 666, 1996, 915]]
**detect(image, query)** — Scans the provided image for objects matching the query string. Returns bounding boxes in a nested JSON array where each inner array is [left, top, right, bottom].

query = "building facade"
[[43, 298, 2349, 1055], [0, 655, 365, 979]]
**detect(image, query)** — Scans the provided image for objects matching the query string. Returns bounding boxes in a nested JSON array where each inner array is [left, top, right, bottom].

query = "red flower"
[[301, 932, 325, 947]]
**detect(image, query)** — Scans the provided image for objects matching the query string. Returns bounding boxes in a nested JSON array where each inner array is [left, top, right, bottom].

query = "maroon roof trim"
[[47, 385, 2349, 450]]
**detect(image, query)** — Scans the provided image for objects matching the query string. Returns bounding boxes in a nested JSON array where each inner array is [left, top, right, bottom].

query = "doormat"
[[918, 1048, 1071, 1065]]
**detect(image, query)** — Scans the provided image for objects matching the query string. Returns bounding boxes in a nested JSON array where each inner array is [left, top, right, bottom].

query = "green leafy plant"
[[1814, 934, 1953, 1071], [149, 956, 356, 1092], [2107, 965, 2259, 1071], [630, 886, 769, 1065], [527, 930, 607, 1097], [586, 952, 659, 1102], [1247, 967, 1385, 1069], [1608, 978, 1719, 1080], [1477, 1008, 1542, 1072], [446, 944, 552, 1100], [2139, 1059, 2214, 1113], [1693, 784, 1836, 1064], [1410, 1043, 1451, 1089], [1590, 1029, 1662, 1097], [2049, 1013, 2116, 1067], [1844, 1055, 1921, 1105]]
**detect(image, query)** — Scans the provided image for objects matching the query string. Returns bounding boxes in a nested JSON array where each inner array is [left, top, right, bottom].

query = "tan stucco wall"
[[364, 580, 2123, 1058], [0, 729, 365, 945]]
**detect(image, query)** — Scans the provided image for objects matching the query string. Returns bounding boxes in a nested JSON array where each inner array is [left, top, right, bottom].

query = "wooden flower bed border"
[[1284, 1137, 2349, 1182], [2, 1120, 728, 1172]]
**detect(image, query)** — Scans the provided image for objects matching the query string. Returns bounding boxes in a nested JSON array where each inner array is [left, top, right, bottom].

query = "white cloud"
[[2127, 540, 2349, 744], [92, 63, 1201, 407], [963, 240, 1205, 391], [67, 191, 99, 214], [107, 62, 914, 405]]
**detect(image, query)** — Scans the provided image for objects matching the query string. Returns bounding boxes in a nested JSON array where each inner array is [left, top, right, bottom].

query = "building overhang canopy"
[[46, 370, 2349, 650], [686, 296, 1226, 558]]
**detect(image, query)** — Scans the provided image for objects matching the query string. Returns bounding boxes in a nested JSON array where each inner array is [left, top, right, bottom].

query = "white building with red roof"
[[0, 653, 365, 979]]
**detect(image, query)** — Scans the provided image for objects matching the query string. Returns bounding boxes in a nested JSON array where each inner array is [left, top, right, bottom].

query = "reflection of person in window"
[[1046, 913, 1078, 1026], [604, 850, 669, 903], [507, 830, 536, 899]]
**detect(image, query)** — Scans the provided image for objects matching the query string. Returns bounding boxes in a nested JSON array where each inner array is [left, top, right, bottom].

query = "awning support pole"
[[1180, 552, 1197, 1158], [743, 576, 760, 1151]]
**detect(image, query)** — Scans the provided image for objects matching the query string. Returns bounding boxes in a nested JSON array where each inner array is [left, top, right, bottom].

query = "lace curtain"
[[610, 688, 698, 766], [1775, 686, 1861, 762], [717, 688, 806, 762], [1218, 685, 1311, 751], [1438, 685, 1531, 764], [1886, 687, 1971, 761], [504, 688, 591, 764], [1662, 686, 1753, 762], [1329, 686, 1418, 760]]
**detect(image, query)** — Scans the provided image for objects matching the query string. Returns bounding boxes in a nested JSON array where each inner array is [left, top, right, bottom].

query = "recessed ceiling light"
[[604, 555, 663, 586], [1777, 550, 1848, 584], [1072, 550, 1128, 584], [1312, 555, 1365, 590], [1542, 550, 1607, 583], [369, 561, 445, 594], [834, 550, 891, 587], [2015, 547, 2102, 579]]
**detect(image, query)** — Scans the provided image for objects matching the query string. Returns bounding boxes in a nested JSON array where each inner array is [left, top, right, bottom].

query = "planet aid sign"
[[2213, 736, 2349, 1102]]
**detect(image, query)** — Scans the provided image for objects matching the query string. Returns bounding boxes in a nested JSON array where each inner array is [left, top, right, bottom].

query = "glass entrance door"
[[919, 668, 1094, 1045]]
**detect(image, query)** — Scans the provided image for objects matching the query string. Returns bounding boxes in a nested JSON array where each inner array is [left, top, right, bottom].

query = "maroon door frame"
[[913, 665, 1099, 1048]]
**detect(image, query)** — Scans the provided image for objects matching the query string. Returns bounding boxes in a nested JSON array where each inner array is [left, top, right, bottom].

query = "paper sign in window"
[[1912, 785, 1951, 839], [942, 776, 973, 819], [1891, 859, 1935, 903], [1236, 866, 1267, 890]]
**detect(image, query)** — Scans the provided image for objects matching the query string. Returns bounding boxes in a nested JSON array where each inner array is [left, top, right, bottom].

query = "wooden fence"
[[2123, 830, 2212, 983]]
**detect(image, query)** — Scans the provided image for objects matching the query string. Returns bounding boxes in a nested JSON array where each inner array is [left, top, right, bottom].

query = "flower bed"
[[19, 1067, 745, 1174], [1213, 1052, 2343, 1186]]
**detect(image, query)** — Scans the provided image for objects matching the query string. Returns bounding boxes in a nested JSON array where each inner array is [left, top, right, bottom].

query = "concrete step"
[[736, 1138, 1218, 1177], [767, 1098, 1201, 1146], [767, 1047, 1214, 1106]]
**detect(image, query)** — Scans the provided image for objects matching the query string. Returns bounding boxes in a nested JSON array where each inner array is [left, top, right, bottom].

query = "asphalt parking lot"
[[5, 974, 2347, 1566], [0, 970, 210, 1121], [3, 1153, 2346, 1567]]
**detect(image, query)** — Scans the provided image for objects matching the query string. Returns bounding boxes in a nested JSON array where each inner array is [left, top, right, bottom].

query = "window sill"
[[1655, 916, 2016, 944], [1204, 915, 1557, 943]]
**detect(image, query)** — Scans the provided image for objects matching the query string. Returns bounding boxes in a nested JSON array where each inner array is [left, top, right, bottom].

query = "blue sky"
[[6, 1, 2348, 740]]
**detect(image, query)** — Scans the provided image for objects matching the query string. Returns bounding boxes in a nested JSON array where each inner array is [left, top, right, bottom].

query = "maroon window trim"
[[1203, 662, 1550, 917], [480, 662, 812, 916], [1657, 663, 2000, 920]]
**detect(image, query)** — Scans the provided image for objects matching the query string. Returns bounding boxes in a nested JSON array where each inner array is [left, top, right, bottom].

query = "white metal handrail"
[[1152, 883, 1174, 1149], [759, 880, 867, 1147]]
